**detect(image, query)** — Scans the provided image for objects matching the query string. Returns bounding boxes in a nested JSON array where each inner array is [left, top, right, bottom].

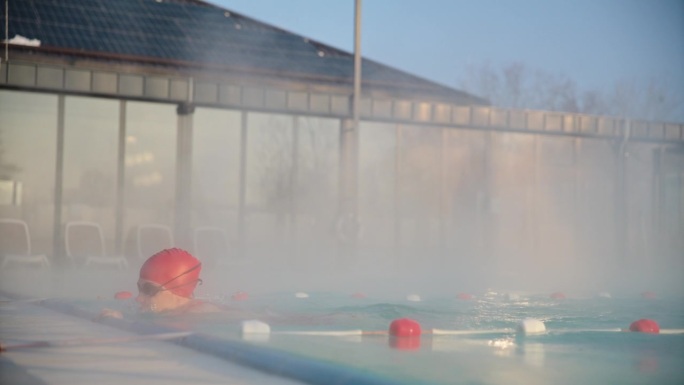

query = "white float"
[[406, 294, 422, 302], [241, 319, 271, 335], [517, 318, 546, 335]]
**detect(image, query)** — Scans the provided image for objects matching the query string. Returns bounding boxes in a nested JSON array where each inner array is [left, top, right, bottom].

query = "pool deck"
[[0, 298, 304, 385], [0, 267, 406, 385]]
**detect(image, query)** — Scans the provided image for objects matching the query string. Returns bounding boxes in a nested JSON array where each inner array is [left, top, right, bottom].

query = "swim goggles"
[[137, 263, 202, 297]]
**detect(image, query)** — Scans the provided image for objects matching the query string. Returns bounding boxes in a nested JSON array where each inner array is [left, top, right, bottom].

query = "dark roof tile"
[[3, 0, 486, 104]]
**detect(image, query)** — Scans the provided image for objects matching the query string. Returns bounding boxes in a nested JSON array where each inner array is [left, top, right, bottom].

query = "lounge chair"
[[0, 218, 50, 268], [64, 221, 128, 269]]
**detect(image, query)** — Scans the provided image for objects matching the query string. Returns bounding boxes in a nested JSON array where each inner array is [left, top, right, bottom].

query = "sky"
[[211, 0, 684, 121]]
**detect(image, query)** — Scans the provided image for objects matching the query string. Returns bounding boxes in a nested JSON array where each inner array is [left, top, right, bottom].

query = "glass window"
[[192, 107, 241, 236], [443, 128, 488, 256], [295, 116, 339, 260], [296, 117, 339, 217], [576, 139, 616, 266], [489, 132, 537, 275], [662, 150, 684, 243], [358, 122, 396, 252], [0, 90, 58, 256], [63, 96, 119, 252], [123, 101, 177, 244], [244, 112, 294, 257], [397, 125, 442, 251]]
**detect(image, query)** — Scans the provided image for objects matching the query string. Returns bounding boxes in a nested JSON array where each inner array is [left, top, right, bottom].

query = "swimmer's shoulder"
[[176, 299, 224, 314]]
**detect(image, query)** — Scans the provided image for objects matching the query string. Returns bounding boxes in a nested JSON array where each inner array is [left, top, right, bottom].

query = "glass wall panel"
[[443, 128, 488, 268], [534, 136, 578, 286], [0, 90, 57, 256], [192, 107, 241, 237], [294, 116, 339, 265], [483, 132, 536, 285], [123, 101, 177, 258], [358, 122, 396, 260], [659, 149, 684, 290], [244, 112, 294, 261], [576, 138, 616, 280], [397, 125, 442, 258], [623, 143, 657, 267], [661, 150, 684, 234], [63, 96, 119, 254]]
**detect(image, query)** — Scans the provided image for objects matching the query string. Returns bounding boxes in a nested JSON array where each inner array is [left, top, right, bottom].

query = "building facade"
[[1, 0, 682, 289]]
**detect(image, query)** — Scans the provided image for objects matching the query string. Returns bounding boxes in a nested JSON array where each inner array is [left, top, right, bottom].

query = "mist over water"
[[2, 118, 682, 306], [0, 0, 682, 311], [1, 4, 683, 385], [1, 216, 680, 302]]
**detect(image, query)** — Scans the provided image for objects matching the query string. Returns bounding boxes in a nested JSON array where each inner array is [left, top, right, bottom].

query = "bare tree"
[[460, 62, 683, 122], [254, 116, 337, 225], [600, 78, 683, 121], [462, 61, 583, 112], [254, 117, 294, 224]]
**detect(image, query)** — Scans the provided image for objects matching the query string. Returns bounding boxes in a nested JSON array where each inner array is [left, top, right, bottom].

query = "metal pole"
[[237, 111, 248, 258], [174, 78, 195, 249], [5, 0, 9, 63], [614, 119, 630, 263], [336, 0, 362, 261], [353, 0, 362, 131], [290, 116, 299, 261], [347, 0, 362, 210], [53, 95, 65, 262], [114, 101, 126, 255], [340, 0, 362, 209]]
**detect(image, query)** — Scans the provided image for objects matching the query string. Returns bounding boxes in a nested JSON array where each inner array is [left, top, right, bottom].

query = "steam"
[[1, 3, 682, 303]]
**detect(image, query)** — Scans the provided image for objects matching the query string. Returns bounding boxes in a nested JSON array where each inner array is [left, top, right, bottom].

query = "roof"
[[3, 0, 487, 104]]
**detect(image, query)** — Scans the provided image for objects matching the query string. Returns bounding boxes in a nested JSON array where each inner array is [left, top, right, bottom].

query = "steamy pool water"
[[1, 268, 682, 385], [83, 291, 684, 385]]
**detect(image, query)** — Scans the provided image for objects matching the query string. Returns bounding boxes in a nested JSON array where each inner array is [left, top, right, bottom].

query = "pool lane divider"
[[241, 318, 684, 338], [2, 291, 683, 339], [241, 319, 514, 337], [0, 291, 405, 385]]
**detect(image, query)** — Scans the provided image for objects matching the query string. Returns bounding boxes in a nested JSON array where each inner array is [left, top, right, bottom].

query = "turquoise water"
[[97, 292, 684, 385]]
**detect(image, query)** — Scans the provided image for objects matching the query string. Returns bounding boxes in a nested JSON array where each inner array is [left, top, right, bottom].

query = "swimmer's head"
[[138, 248, 202, 299]]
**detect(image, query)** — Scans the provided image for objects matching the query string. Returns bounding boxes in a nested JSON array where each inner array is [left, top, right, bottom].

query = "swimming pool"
[[1, 267, 682, 385], [51, 290, 684, 385]]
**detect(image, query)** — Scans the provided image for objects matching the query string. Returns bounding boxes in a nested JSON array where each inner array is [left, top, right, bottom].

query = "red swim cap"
[[139, 248, 201, 298]]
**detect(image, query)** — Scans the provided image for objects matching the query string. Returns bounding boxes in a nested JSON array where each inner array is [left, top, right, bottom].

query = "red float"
[[629, 319, 660, 334], [550, 292, 566, 300], [641, 291, 657, 299], [231, 291, 249, 301], [389, 318, 422, 337], [351, 292, 367, 299], [456, 293, 473, 300], [114, 291, 132, 300]]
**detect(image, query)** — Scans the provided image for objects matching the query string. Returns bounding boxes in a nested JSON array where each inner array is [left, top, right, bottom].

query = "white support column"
[[174, 79, 195, 249]]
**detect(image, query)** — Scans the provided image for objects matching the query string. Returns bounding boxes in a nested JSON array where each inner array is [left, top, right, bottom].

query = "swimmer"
[[99, 248, 327, 324], [99, 248, 220, 319]]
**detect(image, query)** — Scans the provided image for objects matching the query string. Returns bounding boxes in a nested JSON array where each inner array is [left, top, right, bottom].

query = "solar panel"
[[8, 0, 36, 21], [3, 0, 475, 100]]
